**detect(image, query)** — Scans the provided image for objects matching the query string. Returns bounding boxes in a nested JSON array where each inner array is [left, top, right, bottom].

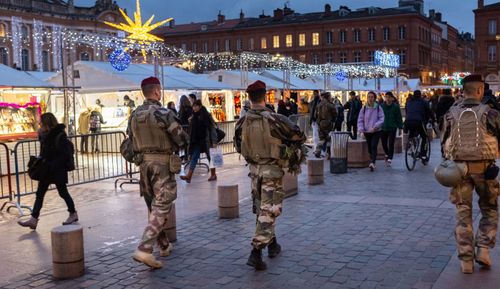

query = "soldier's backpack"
[[240, 111, 282, 163], [315, 101, 334, 130], [89, 113, 100, 130]]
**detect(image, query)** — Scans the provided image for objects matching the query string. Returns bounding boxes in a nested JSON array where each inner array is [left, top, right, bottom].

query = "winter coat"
[[188, 107, 217, 156], [178, 106, 193, 126], [381, 102, 403, 131], [436, 95, 455, 129], [405, 98, 431, 124], [344, 99, 362, 124], [309, 96, 320, 124], [77, 110, 91, 135], [357, 103, 385, 133], [39, 124, 71, 184]]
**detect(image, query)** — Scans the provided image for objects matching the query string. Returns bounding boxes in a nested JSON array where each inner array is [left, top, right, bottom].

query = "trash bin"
[[330, 132, 350, 174]]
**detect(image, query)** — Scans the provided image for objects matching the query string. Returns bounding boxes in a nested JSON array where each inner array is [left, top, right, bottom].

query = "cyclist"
[[404, 90, 431, 164]]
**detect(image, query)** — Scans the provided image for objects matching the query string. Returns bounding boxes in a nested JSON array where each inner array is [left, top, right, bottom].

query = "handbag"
[[215, 128, 226, 143], [28, 156, 49, 181]]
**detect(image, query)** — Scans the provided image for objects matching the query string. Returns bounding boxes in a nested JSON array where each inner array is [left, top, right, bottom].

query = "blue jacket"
[[405, 98, 431, 123]]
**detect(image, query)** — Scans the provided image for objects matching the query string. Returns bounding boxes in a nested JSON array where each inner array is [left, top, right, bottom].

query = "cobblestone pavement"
[[1, 140, 499, 289]]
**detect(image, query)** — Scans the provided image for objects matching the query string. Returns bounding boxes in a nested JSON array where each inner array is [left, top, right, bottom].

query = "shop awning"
[[0, 64, 54, 88], [207, 70, 289, 90]]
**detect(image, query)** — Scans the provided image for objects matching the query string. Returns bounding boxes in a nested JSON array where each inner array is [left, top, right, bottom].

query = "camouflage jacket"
[[127, 99, 188, 150]]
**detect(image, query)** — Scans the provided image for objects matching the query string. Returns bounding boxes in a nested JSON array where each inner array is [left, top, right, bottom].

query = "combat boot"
[[268, 238, 281, 258], [460, 260, 473, 274], [62, 212, 79, 225], [475, 247, 492, 267], [246, 248, 267, 270], [133, 250, 163, 269], [17, 216, 38, 230], [160, 243, 174, 257], [180, 169, 193, 183]]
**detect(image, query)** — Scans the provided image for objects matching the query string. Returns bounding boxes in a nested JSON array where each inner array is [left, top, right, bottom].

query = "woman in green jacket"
[[381, 92, 403, 167]]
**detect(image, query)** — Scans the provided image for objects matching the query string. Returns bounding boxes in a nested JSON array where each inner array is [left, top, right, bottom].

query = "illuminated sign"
[[374, 51, 400, 68]]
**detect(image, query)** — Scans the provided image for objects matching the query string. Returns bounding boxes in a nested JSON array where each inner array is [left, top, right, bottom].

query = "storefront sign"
[[374, 51, 400, 68]]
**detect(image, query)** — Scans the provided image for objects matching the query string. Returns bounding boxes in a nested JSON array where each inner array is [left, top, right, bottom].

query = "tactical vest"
[[445, 103, 497, 161], [131, 105, 173, 153], [240, 111, 282, 163]]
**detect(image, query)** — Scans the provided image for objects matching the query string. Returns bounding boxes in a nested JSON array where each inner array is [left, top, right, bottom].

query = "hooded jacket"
[[39, 124, 71, 184], [357, 103, 385, 133]]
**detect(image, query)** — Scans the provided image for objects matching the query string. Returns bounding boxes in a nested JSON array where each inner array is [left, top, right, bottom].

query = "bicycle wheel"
[[405, 137, 417, 171]]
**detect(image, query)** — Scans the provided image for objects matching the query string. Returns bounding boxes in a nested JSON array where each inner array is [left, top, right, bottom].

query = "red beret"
[[141, 76, 161, 87], [246, 80, 266, 93], [462, 74, 483, 85]]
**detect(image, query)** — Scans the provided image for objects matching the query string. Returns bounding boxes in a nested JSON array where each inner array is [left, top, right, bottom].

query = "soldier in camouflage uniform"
[[314, 92, 337, 159], [234, 80, 306, 270], [127, 77, 188, 269], [441, 74, 500, 274]]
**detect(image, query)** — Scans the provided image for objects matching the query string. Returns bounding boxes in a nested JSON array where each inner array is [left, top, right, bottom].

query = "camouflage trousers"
[[249, 165, 285, 250], [315, 129, 332, 156], [450, 170, 499, 261], [138, 161, 177, 253]]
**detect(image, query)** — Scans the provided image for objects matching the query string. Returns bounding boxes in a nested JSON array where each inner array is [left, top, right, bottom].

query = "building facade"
[[474, 0, 500, 91], [158, 0, 474, 85], [0, 0, 121, 72]]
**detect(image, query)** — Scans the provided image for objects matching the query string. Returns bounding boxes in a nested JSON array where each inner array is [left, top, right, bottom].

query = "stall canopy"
[[0, 64, 54, 88], [260, 70, 323, 90], [48, 61, 236, 93], [207, 70, 290, 90]]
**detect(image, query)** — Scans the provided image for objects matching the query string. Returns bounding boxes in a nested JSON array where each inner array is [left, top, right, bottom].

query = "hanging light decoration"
[[108, 48, 132, 71]]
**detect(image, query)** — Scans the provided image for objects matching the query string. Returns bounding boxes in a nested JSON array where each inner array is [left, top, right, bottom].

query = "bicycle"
[[405, 130, 431, 171]]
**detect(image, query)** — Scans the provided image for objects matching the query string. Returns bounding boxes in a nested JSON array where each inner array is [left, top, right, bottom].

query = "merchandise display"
[[0, 102, 40, 140], [208, 93, 226, 122]]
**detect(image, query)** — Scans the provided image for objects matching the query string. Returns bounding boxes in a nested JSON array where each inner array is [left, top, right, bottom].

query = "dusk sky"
[[77, 0, 500, 35]]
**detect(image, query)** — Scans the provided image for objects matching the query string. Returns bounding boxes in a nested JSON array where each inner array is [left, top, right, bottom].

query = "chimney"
[[273, 8, 284, 20], [429, 9, 435, 19], [217, 11, 225, 24], [435, 12, 442, 22], [325, 4, 332, 16], [169, 19, 175, 28], [478, 0, 484, 9], [239, 9, 244, 22]]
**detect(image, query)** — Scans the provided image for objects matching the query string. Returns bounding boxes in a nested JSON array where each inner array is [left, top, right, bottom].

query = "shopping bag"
[[209, 147, 224, 168]]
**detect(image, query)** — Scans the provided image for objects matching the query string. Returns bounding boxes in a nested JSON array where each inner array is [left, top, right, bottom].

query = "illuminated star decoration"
[[104, 0, 173, 59]]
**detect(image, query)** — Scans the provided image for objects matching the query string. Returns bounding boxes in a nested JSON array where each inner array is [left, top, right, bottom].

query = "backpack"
[[89, 114, 100, 130], [240, 111, 282, 163], [56, 132, 75, 171], [315, 101, 335, 130]]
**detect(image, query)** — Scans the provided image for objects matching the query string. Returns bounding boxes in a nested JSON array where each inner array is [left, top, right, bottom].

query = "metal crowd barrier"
[[0, 142, 15, 212]]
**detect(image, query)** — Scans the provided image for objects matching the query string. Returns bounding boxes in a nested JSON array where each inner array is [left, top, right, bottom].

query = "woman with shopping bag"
[[180, 100, 220, 183]]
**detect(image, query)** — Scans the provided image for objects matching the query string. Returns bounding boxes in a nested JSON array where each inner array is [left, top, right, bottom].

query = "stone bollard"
[[51, 224, 84, 279], [347, 139, 370, 168], [217, 185, 239, 219], [283, 170, 298, 198], [307, 159, 324, 185], [165, 203, 177, 242]]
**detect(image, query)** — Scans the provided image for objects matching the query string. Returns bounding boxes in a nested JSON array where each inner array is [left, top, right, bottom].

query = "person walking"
[[344, 91, 362, 139], [77, 108, 91, 154], [127, 77, 188, 269], [405, 90, 431, 164], [436, 88, 456, 131], [277, 100, 289, 117], [309, 90, 321, 148], [234, 80, 306, 271], [180, 99, 218, 183], [333, 96, 344, 132], [358, 91, 385, 171], [314, 92, 337, 159], [18, 113, 78, 230], [178, 95, 193, 127], [167, 101, 177, 115], [380, 92, 403, 167], [89, 106, 105, 153], [440, 74, 500, 274]]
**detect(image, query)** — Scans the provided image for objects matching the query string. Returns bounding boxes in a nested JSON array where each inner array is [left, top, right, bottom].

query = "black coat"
[[436, 95, 455, 129], [178, 106, 193, 126], [188, 107, 216, 156], [39, 124, 71, 184]]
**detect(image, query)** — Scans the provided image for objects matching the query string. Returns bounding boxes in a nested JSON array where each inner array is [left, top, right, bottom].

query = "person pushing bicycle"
[[404, 90, 432, 164]]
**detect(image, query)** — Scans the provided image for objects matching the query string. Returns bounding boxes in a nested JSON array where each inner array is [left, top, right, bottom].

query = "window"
[[181, 43, 187, 51], [488, 20, 497, 36], [21, 26, 28, 41], [354, 29, 361, 43], [237, 39, 242, 51], [192, 42, 197, 53], [488, 45, 497, 62], [249, 38, 254, 50], [312, 53, 320, 64], [214, 40, 219, 52], [399, 26, 406, 40], [368, 28, 376, 42], [339, 51, 347, 63], [42, 51, 49, 71], [261, 37, 267, 49], [80, 52, 90, 61], [399, 49, 407, 65], [354, 51, 361, 62], [368, 51, 375, 62], [312, 33, 320, 46], [299, 33, 306, 47], [286, 34, 293, 47], [21, 48, 29, 71], [224, 39, 230, 51], [339, 30, 346, 43], [0, 24, 6, 37], [326, 52, 333, 63], [273, 35, 280, 48], [203, 41, 208, 53], [0, 47, 7, 65], [326, 31, 333, 44], [383, 27, 390, 41]]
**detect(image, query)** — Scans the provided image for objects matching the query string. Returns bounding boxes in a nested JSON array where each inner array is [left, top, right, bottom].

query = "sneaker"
[[369, 163, 375, 171], [475, 247, 492, 267], [460, 260, 473, 274], [160, 243, 174, 257], [268, 238, 282, 258], [133, 250, 163, 269], [62, 212, 79, 225], [387, 159, 392, 167], [246, 248, 267, 270], [17, 216, 38, 230]]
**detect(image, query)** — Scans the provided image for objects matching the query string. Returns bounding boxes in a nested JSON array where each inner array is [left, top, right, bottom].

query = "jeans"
[[188, 145, 211, 171], [31, 181, 76, 219], [381, 129, 397, 160], [364, 131, 381, 164], [347, 121, 358, 140]]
